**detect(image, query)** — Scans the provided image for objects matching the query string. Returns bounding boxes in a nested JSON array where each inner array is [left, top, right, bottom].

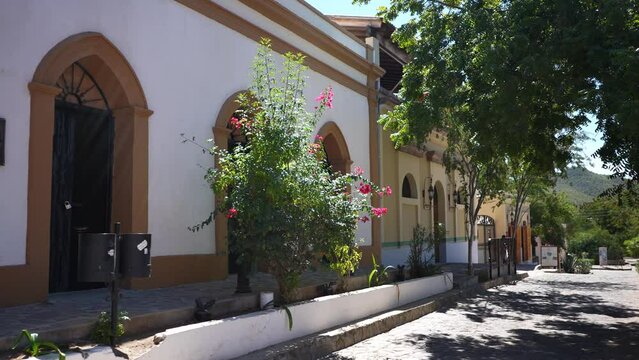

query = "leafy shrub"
[[568, 227, 626, 263], [407, 224, 441, 278], [562, 253, 592, 274], [624, 236, 639, 257], [568, 228, 613, 261], [574, 258, 593, 274], [562, 253, 577, 273], [194, 39, 390, 303], [91, 311, 130, 344], [325, 244, 362, 292], [607, 243, 625, 260]]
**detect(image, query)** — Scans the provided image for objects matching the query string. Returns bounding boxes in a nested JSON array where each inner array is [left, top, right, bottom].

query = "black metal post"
[[110, 222, 121, 348], [507, 237, 512, 275], [488, 238, 493, 280], [512, 238, 517, 274], [497, 237, 501, 278]]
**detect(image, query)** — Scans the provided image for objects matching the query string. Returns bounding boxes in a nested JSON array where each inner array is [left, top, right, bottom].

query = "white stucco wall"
[[213, 0, 367, 85], [446, 240, 479, 264], [0, 0, 371, 265], [139, 273, 453, 360], [275, 0, 367, 58]]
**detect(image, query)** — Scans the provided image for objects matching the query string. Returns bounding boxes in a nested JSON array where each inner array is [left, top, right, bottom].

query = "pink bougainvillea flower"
[[352, 166, 364, 176], [378, 191, 384, 197], [229, 117, 242, 130], [308, 143, 321, 154], [226, 208, 238, 219], [315, 135, 324, 143], [359, 216, 370, 223], [358, 182, 372, 195], [315, 86, 334, 109], [371, 207, 388, 217], [325, 86, 334, 108], [385, 185, 392, 196]]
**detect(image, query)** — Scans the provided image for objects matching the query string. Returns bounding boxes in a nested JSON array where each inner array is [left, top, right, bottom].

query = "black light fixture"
[[454, 189, 462, 204], [423, 178, 435, 209]]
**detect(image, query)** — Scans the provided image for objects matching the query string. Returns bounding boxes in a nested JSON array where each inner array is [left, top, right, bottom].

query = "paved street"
[[327, 269, 639, 359]]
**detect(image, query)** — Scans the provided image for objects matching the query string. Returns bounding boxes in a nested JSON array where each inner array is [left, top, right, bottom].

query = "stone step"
[[452, 275, 479, 289]]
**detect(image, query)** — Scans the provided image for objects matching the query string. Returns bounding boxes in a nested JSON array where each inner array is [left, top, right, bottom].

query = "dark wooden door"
[[49, 101, 114, 292]]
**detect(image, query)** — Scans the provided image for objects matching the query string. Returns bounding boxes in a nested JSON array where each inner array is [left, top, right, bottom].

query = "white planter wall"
[[137, 272, 453, 360]]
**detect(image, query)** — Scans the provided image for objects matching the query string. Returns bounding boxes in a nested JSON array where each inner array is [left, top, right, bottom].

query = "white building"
[[0, 0, 384, 307]]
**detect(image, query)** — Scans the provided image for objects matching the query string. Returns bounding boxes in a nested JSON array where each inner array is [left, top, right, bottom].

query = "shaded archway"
[[0, 32, 152, 306], [402, 174, 417, 199], [317, 121, 353, 174], [211, 90, 247, 279]]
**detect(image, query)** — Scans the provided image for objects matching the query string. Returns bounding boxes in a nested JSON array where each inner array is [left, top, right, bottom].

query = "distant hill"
[[555, 167, 622, 205]]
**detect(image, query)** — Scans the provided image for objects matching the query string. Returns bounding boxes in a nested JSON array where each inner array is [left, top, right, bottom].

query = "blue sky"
[[305, 0, 611, 175]]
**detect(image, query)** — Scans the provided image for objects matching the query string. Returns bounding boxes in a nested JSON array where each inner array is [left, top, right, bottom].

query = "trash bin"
[[77, 233, 115, 282], [120, 233, 152, 278]]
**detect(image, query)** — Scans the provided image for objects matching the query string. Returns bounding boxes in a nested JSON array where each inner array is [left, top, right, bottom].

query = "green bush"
[[568, 228, 613, 261], [562, 253, 592, 274], [607, 243, 625, 260], [192, 39, 390, 303], [91, 311, 129, 344], [574, 258, 593, 274], [561, 253, 577, 273], [624, 236, 639, 257], [568, 227, 627, 263]]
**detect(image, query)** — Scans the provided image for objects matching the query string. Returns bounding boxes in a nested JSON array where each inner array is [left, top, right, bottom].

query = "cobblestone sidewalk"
[[327, 268, 639, 359]]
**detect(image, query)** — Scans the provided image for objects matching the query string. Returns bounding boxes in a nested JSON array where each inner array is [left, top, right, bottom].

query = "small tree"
[[444, 123, 506, 275], [200, 39, 390, 303]]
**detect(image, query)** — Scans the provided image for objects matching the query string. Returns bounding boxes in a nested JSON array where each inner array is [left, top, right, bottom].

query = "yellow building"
[[333, 17, 471, 266], [478, 199, 534, 264]]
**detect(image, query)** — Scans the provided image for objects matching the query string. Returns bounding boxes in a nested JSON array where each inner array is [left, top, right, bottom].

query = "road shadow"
[[414, 319, 639, 360], [451, 280, 638, 323]]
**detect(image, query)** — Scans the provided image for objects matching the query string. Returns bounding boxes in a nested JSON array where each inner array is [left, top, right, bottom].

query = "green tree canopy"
[[356, 0, 639, 182]]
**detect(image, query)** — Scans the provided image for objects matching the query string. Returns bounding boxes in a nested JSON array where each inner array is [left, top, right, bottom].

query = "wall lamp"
[[423, 178, 434, 209]]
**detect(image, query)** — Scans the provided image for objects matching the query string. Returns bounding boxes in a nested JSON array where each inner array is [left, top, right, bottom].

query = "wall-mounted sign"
[[0, 118, 5, 166]]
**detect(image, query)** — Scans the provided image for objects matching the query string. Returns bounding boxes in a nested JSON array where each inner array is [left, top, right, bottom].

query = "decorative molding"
[[175, 0, 380, 97], [239, 0, 384, 78]]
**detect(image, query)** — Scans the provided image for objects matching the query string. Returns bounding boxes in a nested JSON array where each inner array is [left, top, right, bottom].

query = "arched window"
[[402, 174, 417, 198], [477, 215, 495, 225]]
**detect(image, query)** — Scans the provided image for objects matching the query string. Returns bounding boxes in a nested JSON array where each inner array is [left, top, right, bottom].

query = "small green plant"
[[11, 329, 65, 360], [562, 253, 593, 274], [562, 253, 577, 273], [407, 224, 441, 278], [327, 244, 362, 292], [574, 258, 594, 274], [368, 254, 395, 287], [91, 311, 130, 344]]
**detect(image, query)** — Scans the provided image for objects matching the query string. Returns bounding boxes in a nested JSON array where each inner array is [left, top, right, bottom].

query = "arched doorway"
[[22, 32, 151, 299], [212, 91, 248, 279], [432, 181, 446, 263], [477, 215, 495, 264], [317, 121, 352, 174], [49, 62, 115, 292]]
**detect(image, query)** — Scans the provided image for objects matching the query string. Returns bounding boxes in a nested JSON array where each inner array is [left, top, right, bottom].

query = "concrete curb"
[[238, 273, 529, 360]]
